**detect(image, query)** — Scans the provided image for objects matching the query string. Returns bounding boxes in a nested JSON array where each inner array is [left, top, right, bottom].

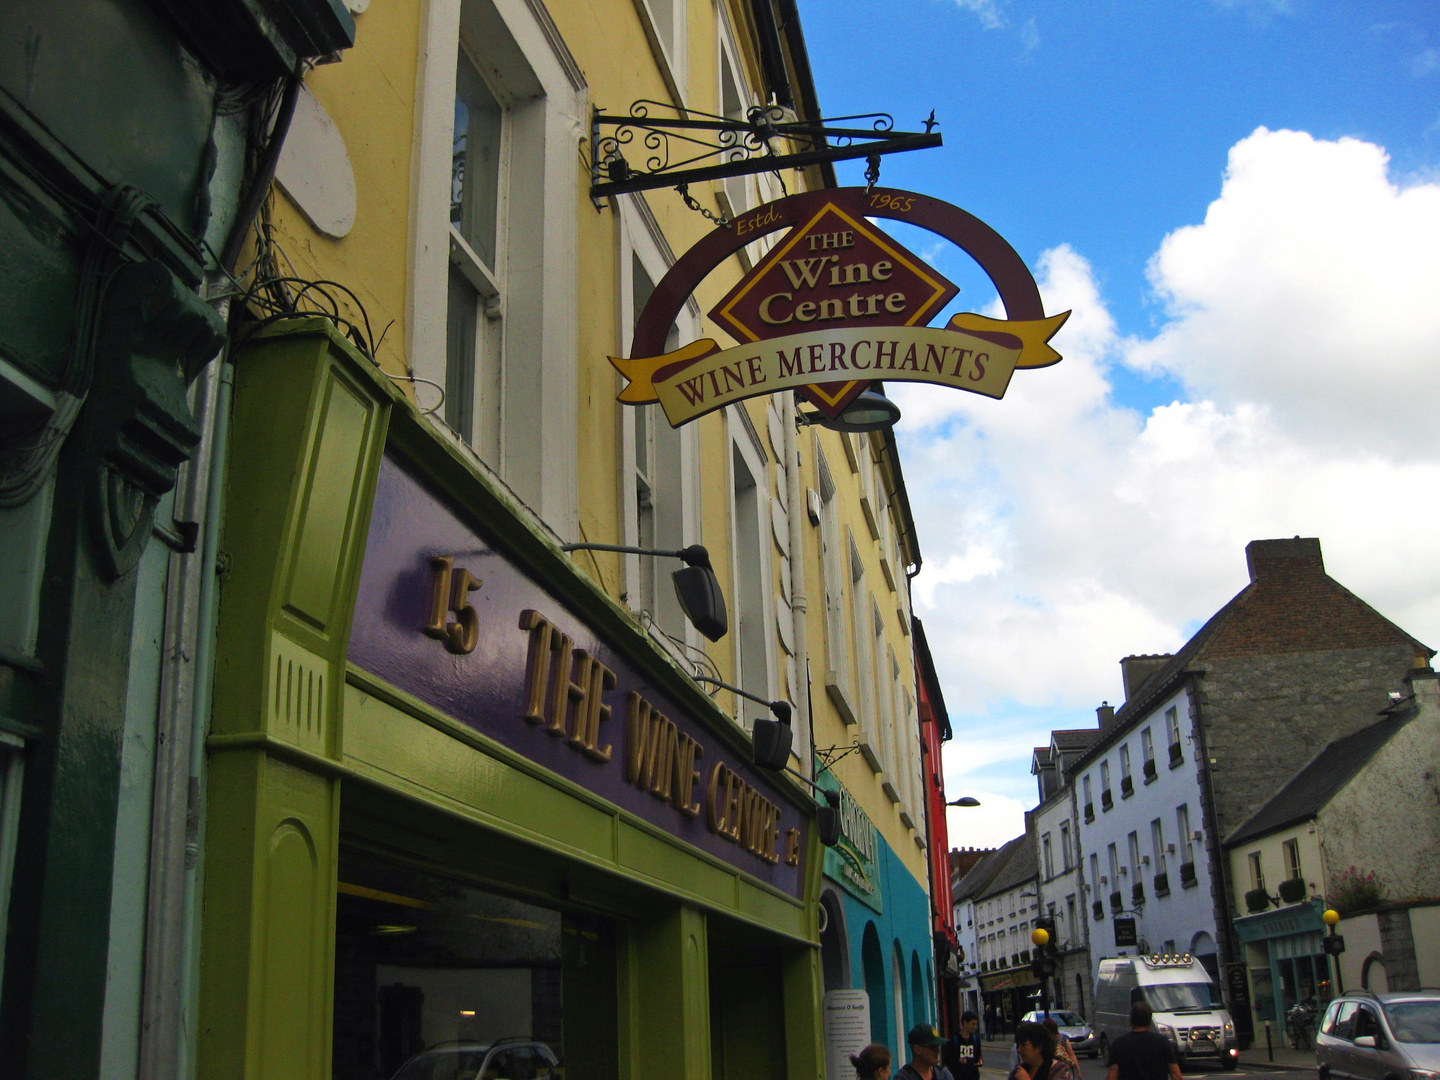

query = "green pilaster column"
[[633, 905, 712, 1080], [198, 320, 388, 1079]]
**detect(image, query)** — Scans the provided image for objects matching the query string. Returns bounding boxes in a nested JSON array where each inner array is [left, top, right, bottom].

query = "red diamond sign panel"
[[709, 202, 959, 417]]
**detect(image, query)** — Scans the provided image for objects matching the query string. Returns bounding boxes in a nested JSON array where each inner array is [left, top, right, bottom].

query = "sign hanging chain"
[[676, 183, 731, 229], [864, 153, 882, 195]]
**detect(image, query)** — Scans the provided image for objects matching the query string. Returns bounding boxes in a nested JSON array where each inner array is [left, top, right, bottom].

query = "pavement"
[[978, 1039, 1319, 1075]]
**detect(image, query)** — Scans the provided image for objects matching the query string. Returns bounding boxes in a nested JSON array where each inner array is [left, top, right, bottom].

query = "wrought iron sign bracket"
[[813, 741, 864, 772], [589, 101, 942, 205]]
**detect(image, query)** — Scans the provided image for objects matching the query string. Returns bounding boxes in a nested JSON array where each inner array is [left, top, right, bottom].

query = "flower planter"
[[1245, 887, 1271, 913], [1278, 877, 1307, 904], [1153, 872, 1170, 896]]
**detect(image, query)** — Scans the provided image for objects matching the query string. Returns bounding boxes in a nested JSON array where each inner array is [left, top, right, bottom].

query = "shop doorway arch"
[[820, 889, 852, 992], [1361, 951, 1388, 991], [862, 922, 889, 1047], [1191, 932, 1219, 982], [911, 951, 926, 1026], [893, 944, 907, 1049]]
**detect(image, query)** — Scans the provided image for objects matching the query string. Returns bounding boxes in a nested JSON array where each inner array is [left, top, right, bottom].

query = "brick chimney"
[[1120, 654, 1172, 701], [1245, 537, 1324, 583], [1096, 701, 1115, 728]]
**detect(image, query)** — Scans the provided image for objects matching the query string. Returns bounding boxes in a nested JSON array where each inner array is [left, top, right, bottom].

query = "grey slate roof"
[[1223, 701, 1419, 849], [977, 827, 1039, 901], [1052, 729, 1100, 751], [953, 842, 1011, 902]]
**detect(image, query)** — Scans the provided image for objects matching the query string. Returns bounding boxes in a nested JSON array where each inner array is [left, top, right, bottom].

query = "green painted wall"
[[199, 319, 828, 1079]]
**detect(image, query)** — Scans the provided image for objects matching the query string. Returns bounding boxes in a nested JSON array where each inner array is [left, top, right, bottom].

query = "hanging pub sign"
[[1114, 917, 1138, 948], [611, 187, 1069, 425]]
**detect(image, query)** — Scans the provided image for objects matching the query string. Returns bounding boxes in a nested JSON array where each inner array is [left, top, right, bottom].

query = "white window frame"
[[636, 0, 687, 101], [408, 0, 585, 529], [617, 197, 702, 655], [1152, 818, 1167, 875], [0, 732, 25, 987], [1178, 803, 1194, 865], [1283, 838, 1302, 882], [816, 443, 851, 708], [727, 406, 776, 719]]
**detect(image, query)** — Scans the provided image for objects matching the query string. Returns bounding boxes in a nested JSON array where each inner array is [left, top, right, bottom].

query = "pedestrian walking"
[[1043, 1016, 1081, 1074], [851, 1043, 892, 1080], [1007, 1020, 1077, 1080], [896, 1023, 955, 1080], [1105, 1002, 1183, 1080], [944, 1011, 984, 1080]]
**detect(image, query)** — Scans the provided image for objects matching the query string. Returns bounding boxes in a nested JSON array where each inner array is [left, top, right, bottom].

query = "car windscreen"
[[1385, 1002, 1440, 1043], [1051, 1012, 1086, 1026], [1144, 983, 1223, 1011], [392, 1048, 487, 1080]]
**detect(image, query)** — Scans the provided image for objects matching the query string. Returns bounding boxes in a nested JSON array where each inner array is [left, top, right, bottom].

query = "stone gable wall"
[[1193, 644, 1417, 840]]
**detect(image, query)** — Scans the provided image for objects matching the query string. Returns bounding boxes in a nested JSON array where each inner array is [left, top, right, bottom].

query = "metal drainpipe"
[[1187, 675, 1240, 975], [138, 303, 226, 1080], [176, 337, 234, 1078], [782, 391, 811, 776]]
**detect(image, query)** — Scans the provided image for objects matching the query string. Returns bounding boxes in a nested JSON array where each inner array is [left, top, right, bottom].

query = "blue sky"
[[797, 0, 1440, 846]]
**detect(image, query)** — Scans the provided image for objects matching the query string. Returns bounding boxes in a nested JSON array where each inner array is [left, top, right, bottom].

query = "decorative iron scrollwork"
[[590, 101, 941, 201]]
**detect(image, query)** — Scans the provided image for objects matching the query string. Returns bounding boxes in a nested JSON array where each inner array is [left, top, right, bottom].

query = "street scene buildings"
[[954, 538, 1440, 1048], [3, 4, 1438, 1080]]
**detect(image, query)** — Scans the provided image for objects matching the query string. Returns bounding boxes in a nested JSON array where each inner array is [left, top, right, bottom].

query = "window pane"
[[446, 267, 478, 441], [333, 849, 614, 1080], [453, 51, 502, 270]]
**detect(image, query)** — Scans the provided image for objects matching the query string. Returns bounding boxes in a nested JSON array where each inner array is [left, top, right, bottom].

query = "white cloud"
[[914, 129, 1440, 830], [1019, 15, 1039, 52], [1125, 127, 1440, 456], [952, 0, 1006, 31]]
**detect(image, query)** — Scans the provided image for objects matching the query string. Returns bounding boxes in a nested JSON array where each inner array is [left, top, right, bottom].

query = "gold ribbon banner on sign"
[[611, 311, 1070, 427]]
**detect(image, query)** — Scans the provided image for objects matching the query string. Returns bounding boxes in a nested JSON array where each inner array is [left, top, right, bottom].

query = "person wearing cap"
[[895, 1023, 956, 1080]]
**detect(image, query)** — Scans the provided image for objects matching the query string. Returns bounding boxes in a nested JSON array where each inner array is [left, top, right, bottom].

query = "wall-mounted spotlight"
[[562, 542, 727, 640], [696, 673, 845, 847], [691, 675, 793, 767], [801, 387, 902, 433]]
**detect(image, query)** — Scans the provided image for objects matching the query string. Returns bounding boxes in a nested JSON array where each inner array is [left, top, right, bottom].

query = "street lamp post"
[[1031, 927, 1051, 1016], [1322, 908, 1345, 993]]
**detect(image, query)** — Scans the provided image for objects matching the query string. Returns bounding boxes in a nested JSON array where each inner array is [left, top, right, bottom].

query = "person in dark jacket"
[[944, 1011, 984, 1080], [1105, 1002, 1182, 1080], [896, 1023, 955, 1080]]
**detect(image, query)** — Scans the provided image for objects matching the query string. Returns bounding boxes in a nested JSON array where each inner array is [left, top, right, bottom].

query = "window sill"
[[825, 674, 857, 725]]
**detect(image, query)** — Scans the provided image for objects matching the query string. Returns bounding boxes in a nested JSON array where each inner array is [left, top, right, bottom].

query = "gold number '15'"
[[423, 555, 481, 654]]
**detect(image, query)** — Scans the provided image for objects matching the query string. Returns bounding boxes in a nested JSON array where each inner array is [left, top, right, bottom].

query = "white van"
[[1094, 954, 1239, 1068]]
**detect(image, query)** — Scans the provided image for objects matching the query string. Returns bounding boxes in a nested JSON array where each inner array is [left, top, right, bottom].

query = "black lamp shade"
[[816, 805, 842, 846], [750, 716, 792, 770], [671, 564, 727, 641]]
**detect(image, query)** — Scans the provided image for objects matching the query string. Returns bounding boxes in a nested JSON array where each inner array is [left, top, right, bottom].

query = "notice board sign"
[[1114, 917, 1137, 947], [824, 989, 872, 1080]]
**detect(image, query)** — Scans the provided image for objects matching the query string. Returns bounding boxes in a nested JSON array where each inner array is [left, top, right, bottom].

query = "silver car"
[[1023, 1010, 1101, 1058], [1316, 990, 1440, 1080], [390, 1038, 560, 1080]]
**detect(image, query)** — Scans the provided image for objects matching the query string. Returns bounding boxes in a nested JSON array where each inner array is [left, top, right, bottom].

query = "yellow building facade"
[[197, 0, 937, 1076]]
